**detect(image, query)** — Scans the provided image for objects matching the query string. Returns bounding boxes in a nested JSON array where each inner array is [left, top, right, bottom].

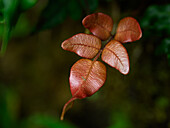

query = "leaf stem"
[[60, 97, 77, 120], [93, 49, 102, 61], [102, 34, 115, 49], [93, 34, 115, 61]]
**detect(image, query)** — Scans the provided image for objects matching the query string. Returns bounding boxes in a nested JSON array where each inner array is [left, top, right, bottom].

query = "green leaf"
[[109, 111, 133, 128], [156, 38, 170, 55], [1, 0, 19, 55], [3, 0, 19, 22], [141, 4, 170, 64], [67, 0, 82, 20], [20, 0, 38, 11], [0, 0, 4, 23], [34, 0, 67, 32], [20, 114, 76, 128], [155, 97, 169, 110], [80, 0, 98, 13], [0, 23, 10, 55], [0, 86, 19, 128], [168, 54, 170, 64], [156, 38, 170, 65], [11, 14, 31, 37], [141, 4, 170, 34]]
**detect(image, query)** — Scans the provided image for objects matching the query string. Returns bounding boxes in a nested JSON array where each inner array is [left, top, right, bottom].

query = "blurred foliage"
[[0, 86, 19, 128], [108, 111, 133, 128], [0, 0, 99, 55], [34, 0, 98, 32], [0, 86, 76, 128], [20, 114, 76, 128], [141, 4, 170, 64], [156, 38, 170, 63], [0, 0, 38, 55]]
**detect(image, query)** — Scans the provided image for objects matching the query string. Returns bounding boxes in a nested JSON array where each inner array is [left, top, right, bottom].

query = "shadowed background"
[[0, 0, 170, 128]]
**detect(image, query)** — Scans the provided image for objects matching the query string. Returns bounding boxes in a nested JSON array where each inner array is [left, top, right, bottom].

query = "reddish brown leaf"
[[102, 40, 129, 74], [115, 17, 142, 43], [60, 59, 106, 120], [70, 59, 106, 98], [61, 33, 101, 58], [82, 13, 113, 41]]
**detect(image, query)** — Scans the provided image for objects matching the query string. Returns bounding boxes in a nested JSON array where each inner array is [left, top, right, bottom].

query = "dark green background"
[[0, 0, 170, 128]]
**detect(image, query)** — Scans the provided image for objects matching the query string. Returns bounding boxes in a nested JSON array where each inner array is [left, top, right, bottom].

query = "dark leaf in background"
[[109, 111, 133, 128], [0, 87, 19, 128], [141, 4, 170, 64], [1, 0, 99, 55], [20, 0, 38, 11], [0, 0, 38, 55], [80, 0, 98, 13], [20, 114, 76, 128], [1, 0, 19, 55], [0, 0, 4, 22], [141, 4, 170, 35], [34, 0, 99, 32], [156, 38, 170, 63], [33, 0, 68, 32], [156, 38, 170, 55], [67, 0, 82, 20]]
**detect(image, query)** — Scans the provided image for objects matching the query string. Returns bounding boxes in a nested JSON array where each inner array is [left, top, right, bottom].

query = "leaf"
[[0, 23, 10, 55], [33, 0, 67, 32], [61, 33, 101, 58], [156, 38, 170, 55], [114, 17, 142, 43], [101, 40, 129, 75], [141, 4, 170, 35], [70, 59, 106, 98], [80, 0, 98, 13], [20, 0, 38, 11], [82, 12, 113, 40], [22, 114, 76, 128], [1, 0, 19, 55], [61, 59, 106, 120], [67, 0, 82, 20]]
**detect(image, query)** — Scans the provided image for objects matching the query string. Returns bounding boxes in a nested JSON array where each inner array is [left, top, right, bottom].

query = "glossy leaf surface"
[[70, 59, 106, 98], [61, 59, 106, 120], [61, 33, 101, 58], [82, 12, 113, 40], [115, 17, 142, 43], [102, 40, 129, 74]]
